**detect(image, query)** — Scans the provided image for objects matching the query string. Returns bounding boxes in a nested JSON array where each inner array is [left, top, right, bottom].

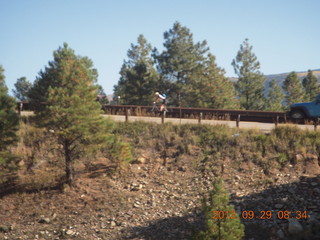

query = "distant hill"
[[228, 69, 320, 95], [264, 69, 320, 86], [229, 69, 320, 84]]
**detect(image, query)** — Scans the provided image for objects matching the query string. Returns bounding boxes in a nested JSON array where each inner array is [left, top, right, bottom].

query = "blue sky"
[[1, 0, 319, 95]]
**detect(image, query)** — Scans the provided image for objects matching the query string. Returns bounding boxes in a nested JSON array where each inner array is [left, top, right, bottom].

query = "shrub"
[[193, 178, 244, 240], [104, 136, 134, 168]]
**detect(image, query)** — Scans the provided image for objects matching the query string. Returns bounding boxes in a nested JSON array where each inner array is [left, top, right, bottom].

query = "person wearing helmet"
[[154, 92, 167, 112]]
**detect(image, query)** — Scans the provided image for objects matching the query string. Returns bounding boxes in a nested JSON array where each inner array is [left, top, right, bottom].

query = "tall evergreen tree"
[[29, 43, 112, 186], [282, 71, 305, 107], [13, 77, 32, 101], [193, 178, 244, 240], [154, 21, 209, 106], [189, 54, 239, 109], [0, 65, 4, 89], [266, 79, 284, 111], [28, 43, 98, 113], [0, 65, 19, 183], [232, 39, 266, 110], [114, 34, 158, 105], [302, 70, 320, 101]]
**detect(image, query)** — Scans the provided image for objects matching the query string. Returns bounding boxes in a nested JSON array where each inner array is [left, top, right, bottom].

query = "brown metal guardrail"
[[17, 102, 319, 129]]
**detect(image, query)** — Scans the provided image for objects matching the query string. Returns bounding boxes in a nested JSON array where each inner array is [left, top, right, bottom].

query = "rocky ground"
[[0, 149, 319, 240]]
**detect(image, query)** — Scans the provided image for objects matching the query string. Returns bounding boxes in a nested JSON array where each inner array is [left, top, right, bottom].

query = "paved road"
[[21, 111, 317, 132], [104, 114, 317, 133]]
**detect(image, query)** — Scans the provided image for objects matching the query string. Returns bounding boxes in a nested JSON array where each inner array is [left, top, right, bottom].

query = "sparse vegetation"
[[1, 119, 320, 239], [0, 65, 20, 184], [193, 178, 244, 240]]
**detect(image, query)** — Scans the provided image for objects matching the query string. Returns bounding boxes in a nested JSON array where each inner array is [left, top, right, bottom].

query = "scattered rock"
[[136, 157, 146, 164], [133, 202, 140, 208], [277, 229, 285, 239], [38, 217, 50, 224], [178, 166, 186, 172], [288, 219, 303, 235], [65, 229, 75, 236], [295, 154, 304, 162]]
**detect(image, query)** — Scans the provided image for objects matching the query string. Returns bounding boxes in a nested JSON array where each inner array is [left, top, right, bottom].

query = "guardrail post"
[[314, 118, 319, 131], [125, 108, 129, 122], [236, 114, 240, 128], [198, 112, 202, 124], [161, 111, 166, 124], [275, 116, 279, 128]]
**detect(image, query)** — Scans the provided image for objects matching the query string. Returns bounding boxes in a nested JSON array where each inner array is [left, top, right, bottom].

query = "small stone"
[[235, 175, 241, 180], [288, 219, 303, 235], [275, 204, 283, 209], [277, 229, 285, 239], [295, 154, 303, 162], [311, 182, 318, 186], [110, 221, 116, 227], [133, 202, 140, 208], [178, 166, 186, 172], [136, 157, 146, 164], [288, 188, 295, 194], [38, 218, 50, 224], [65, 229, 75, 235]]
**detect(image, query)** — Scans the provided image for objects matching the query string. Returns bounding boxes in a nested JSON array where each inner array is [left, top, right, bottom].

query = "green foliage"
[[154, 22, 210, 107], [113, 22, 238, 109], [96, 85, 109, 105], [193, 178, 244, 240], [198, 125, 233, 153], [0, 65, 5, 89], [282, 72, 305, 107], [302, 70, 320, 101], [28, 43, 99, 112], [0, 93, 19, 150], [0, 65, 20, 183], [114, 35, 159, 105], [276, 152, 288, 165], [105, 136, 134, 166], [113, 122, 320, 174], [189, 54, 239, 109], [13, 77, 32, 101], [0, 151, 19, 184], [29, 43, 113, 185], [232, 39, 266, 110], [266, 79, 284, 111]]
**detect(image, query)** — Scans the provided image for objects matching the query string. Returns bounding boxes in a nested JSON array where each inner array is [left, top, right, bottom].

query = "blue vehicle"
[[289, 94, 320, 119]]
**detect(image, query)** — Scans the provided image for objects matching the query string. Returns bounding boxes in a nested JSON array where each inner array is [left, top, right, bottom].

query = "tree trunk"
[[64, 140, 73, 186]]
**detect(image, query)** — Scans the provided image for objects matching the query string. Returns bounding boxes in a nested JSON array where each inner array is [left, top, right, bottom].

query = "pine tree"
[[29, 43, 112, 186], [193, 178, 244, 240], [302, 70, 320, 101], [154, 21, 209, 106], [282, 71, 305, 107], [0, 65, 5, 89], [28, 43, 99, 113], [232, 39, 266, 110], [0, 65, 19, 183], [13, 77, 32, 101], [113, 35, 158, 105], [189, 54, 239, 109], [266, 79, 284, 111]]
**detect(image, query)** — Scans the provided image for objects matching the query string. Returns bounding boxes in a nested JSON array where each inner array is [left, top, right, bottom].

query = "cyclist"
[[154, 92, 167, 112]]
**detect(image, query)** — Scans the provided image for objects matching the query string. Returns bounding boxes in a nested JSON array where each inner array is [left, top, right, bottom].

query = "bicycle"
[[150, 102, 168, 115]]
